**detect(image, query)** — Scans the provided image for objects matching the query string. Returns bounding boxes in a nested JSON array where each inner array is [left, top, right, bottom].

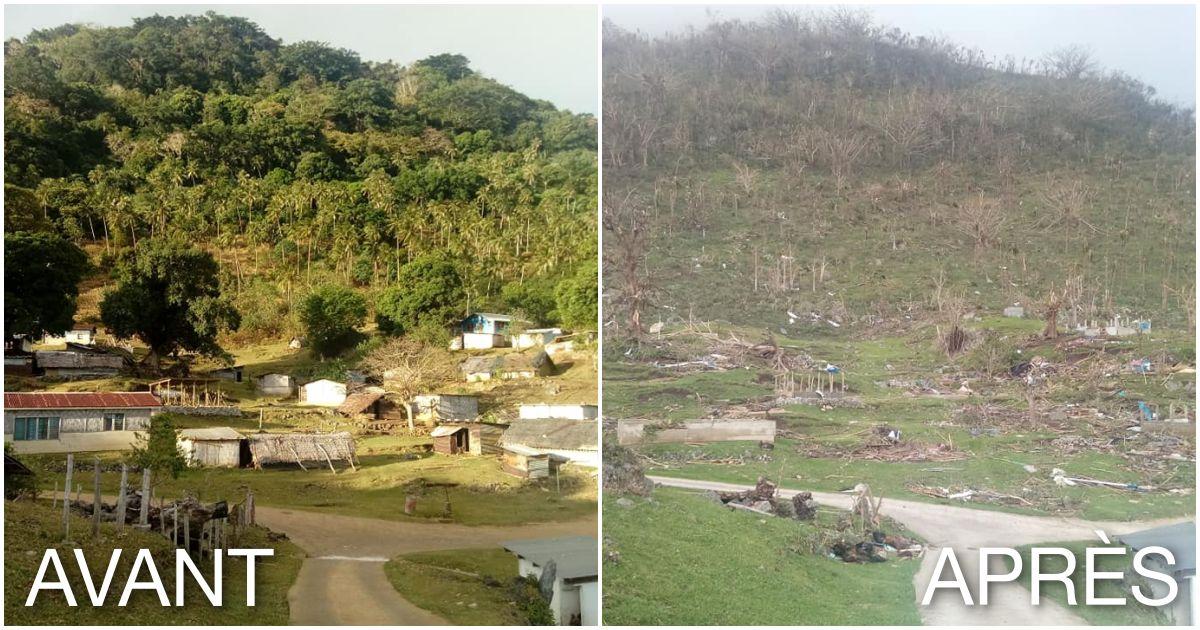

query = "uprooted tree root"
[[603, 441, 654, 496]]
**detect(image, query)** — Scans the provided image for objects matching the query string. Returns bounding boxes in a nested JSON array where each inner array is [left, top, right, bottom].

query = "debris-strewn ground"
[[605, 321, 1195, 522]]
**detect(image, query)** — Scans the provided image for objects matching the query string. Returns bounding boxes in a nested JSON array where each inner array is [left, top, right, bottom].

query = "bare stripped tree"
[[953, 193, 1007, 253], [603, 188, 652, 343], [360, 338, 455, 431]]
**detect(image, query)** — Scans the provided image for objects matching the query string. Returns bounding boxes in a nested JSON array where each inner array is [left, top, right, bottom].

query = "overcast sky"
[[4, 4, 599, 114], [605, 4, 1196, 107]]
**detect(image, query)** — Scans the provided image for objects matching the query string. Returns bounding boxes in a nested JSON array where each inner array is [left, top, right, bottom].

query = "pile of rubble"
[[708, 476, 818, 520], [603, 441, 655, 496], [831, 530, 923, 563], [799, 425, 967, 463]]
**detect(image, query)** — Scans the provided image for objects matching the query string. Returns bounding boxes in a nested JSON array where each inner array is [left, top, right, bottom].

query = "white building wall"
[[579, 581, 598, 626], [519, 403, 598, 420], [463, 332, 507, 349], [300, 380, 347, 406]]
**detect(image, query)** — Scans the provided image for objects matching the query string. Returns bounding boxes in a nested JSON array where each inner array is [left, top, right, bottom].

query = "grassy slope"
[[4, 500, 302, 625], [633, 159, 1194, 332], [1009, 541, 1170, 626], [383, 548, 525, 625], [602, 488, 922, 626]]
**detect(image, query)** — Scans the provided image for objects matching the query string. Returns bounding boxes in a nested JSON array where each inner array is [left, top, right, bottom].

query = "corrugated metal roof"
[[4, 392, 162, 410], [502, 443, 544, 457], [468, 312, 514, 321], [500, 419, 596, 451], [179, 427, 244, 441], [1119, 521, 1196, 574], [431, 425, 467, 437], [502, 536, 598, 580]]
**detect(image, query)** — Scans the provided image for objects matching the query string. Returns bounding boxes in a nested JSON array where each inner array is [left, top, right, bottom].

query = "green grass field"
[[4, 499, 302, 625], [1009, 540, 1170, 626], [25, 451, 596, 526], [384, 548, 526, 625], [602, 488, 923, 625]]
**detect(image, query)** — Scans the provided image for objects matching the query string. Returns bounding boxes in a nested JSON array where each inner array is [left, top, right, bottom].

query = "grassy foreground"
[[383, 548, 525, 625], [4, 499, 302, 625], [1009, 541, 1170, 626], [26, 452, 596, 526], [602, 488, 922, 625]]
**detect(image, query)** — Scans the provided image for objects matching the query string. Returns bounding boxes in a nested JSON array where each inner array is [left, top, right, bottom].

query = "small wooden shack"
[[209, 365, 245, 383], [35, 344, 126, 379], [246, 432, 357, 471], [178, 427, 246, 468], [430, 422, 507, 456], [502, 444, 551, 479]]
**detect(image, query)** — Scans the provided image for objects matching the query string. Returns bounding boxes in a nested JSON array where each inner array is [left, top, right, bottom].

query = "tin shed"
[[178, 427, 246, 468]]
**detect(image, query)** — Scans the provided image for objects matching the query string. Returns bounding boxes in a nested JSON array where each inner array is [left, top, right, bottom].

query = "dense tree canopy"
[[99, 239, 240, 366], [4, 231, 90, 341], [299, 285, 367, 358], [4, 13, 598, 351]]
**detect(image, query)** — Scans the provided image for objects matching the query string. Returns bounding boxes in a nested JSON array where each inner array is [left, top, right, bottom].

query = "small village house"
[[3, 392, 162, 454], [43, 326, 98, 346], [500, 419, 599, 468], [256, 373, 296, 397], [35, 343, 126, 379], [459, 313, 515, 349], [1119, 522, 1195, 626], [518, 403, 598, 421], [208, 365, 245, 383], [511, 327, 563, 349], [178, 427, 246, 468], [502, 536, 598, 625], [501, 443, 551, 479], [431, 422, 507, 456], [4, 336, 34, 375], [461, 351, 554, 382], [298, 379, 348, 407], [410, 394, 479, 426], [337, 387, 389, 418]]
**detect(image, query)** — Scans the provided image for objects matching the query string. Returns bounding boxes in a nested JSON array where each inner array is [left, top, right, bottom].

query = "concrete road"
[[256, 506, 597, 625], [647, 475, 1189, 626]]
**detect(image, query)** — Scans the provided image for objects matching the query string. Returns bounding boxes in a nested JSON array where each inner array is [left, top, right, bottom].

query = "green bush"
[[299, 285, 367, 358]]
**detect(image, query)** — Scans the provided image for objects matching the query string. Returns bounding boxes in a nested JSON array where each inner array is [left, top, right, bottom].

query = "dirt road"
[[647, 475, 1188, 626], [256, 506, 597, 625]]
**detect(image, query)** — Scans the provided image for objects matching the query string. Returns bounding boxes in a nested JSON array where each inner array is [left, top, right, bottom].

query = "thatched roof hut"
[[337, 387, 387, 416], [246, 432, 357, 471]]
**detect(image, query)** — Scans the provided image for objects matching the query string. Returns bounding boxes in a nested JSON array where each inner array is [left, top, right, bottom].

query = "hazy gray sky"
[[605, 4, 1196, 107], [4, 4, 599, 113]]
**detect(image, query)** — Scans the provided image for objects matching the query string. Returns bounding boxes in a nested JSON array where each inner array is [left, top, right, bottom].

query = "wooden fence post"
[[116, 465, 128, 531], [91, 457, 102, 538], [62, 453, 74, 542], [139, 468, 151, 527]]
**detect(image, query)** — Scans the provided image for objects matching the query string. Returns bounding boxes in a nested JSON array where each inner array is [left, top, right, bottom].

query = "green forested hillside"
[[602, 11, 1195, 339], [5, 12, 597, 354]]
